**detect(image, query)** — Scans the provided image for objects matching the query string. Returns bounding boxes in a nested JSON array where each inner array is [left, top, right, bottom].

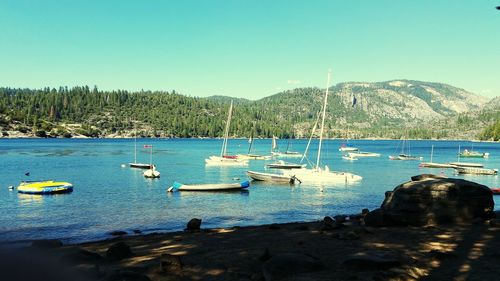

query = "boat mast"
[[316, 70, 331, 170], [301, 112, 320, 163], [220, 101, 233, 157], [134, 124, 137, 164], [430, 145, 434, 163], [150, 145, 153, 166], [248, 131, 254, 154]]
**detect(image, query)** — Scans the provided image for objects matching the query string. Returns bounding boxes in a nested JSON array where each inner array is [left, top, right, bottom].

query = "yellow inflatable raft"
[[17, 180, 73, 195]]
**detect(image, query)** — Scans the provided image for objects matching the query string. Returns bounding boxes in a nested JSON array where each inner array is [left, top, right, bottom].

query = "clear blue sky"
[[0, 0, 499, 99]]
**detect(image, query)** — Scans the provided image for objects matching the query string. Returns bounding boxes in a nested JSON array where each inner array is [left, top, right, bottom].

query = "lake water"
[[0, 138, 499, 244]]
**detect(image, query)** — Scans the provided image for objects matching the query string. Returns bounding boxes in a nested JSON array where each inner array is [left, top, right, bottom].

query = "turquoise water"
[[0, 138, 499, 243]]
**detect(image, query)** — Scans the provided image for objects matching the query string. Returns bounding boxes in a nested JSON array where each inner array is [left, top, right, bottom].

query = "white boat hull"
[[205, 156, 249, 166], [339, 147, 359, 152], [348, 152, 381, 157], [236, 154, 272, 160], [169, 181, 250, 191], [282, 167, 362, 184], [144, 169, 160, 178], [246, 171, 294, 183], [447, 162, 484, 168]]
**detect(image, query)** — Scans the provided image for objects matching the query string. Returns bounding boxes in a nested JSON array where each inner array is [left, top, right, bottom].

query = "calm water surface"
[[0, 138, 499, 243]]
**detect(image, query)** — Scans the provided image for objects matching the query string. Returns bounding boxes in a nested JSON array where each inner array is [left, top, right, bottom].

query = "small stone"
[[160, 253, 183, 272], [186, 218, 202, 231], [362, 208, 369, 215], [106, 242, 132, 261], [109, 230, 127, 236]]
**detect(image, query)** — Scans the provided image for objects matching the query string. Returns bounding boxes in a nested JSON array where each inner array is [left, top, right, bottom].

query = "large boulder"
[[368, 175, 494, 226]]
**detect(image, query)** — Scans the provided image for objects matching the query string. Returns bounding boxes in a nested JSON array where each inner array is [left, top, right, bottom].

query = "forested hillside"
[[0, 81, 497, 140]]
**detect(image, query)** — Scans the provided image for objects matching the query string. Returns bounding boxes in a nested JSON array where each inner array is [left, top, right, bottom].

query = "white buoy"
[[121, 164, 126, 168]]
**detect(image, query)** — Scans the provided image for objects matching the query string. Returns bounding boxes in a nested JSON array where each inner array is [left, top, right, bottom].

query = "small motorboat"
[[459, 149, 489, 158], [490, 188, 500, 195], [266, 160, 306, 169], [342, 155, 358, 161], [246, 170, 299, 183], [339, 145, 359, 152], [129, 163, 153, 169], [167, 181, 250, 192], [17, 180, 73, 195], [144, 165, 160, 178]]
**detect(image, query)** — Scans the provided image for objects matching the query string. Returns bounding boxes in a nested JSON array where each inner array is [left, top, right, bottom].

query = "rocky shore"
[[2, 175, 499, 281]]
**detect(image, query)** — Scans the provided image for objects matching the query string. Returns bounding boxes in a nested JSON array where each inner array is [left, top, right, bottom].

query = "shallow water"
[[0, 138, 498, 243]]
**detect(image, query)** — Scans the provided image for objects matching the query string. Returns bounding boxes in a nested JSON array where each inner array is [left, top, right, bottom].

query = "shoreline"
[[11, 215, 500, 281]]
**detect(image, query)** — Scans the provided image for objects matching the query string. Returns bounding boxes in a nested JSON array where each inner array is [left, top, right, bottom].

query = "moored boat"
[[266, 160, 306, 169], [459, 149, 489, 158], [17, 180, 73, 195], [144, 165, 160, 178], [342, 155, 358, 161], [447, 162, 484, 168], [167, 181, 250, 192], [348, 151, 380, 157], [246, 171, 298, 183], [455, 167, 498, 175], [389, 154, 423, 161]]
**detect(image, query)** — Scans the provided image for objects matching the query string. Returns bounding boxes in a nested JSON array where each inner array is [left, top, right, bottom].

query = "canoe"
[[246, 171, 297, 183], [266, 160, 306, 169], [447, 162, 484, 168], [419, 162, 456, 168], [129, 163, 153, 169], [455, 167, 498, 175], [17, 180, 73, 195], [168, 181, 250, 192], [491, 188, 500, 195], [348, 151, 381, 157]]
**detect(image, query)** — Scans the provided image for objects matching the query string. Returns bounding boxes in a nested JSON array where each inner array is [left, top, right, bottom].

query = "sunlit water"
[[0, 138, 498, 243]]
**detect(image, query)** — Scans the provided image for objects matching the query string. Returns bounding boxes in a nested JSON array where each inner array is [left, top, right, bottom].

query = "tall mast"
[[316, 70, 331, 169], [301, 112, 320, 163], [220, 101, 233, 157], [134, 123, 137, 163], [430, 145, 434, 163]]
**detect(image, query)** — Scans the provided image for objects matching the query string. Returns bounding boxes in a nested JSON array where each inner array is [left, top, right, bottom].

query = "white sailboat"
[[389, 132, 423, 161], [143, 144, 160, 178], [129, 125, 153, 169], [419, 145, 454, 168], [283, 70, 362, 184], [205, 101, 248, 166], [237, 132, 271, 160], [339, 126, 359, 152]]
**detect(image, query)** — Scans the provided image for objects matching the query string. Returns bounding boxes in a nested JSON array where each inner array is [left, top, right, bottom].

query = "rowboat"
[[167, 181, 250, 192], [455, 167, 498, 175], [246, 171, 298, 183], [447, 162, 484, 168], [348, 151, 380, 157], [17, 180, 73, 195], [266, 160, 306, 169]]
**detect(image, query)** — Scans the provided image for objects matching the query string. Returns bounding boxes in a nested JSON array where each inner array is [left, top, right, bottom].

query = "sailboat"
[[271, 136, 303, 157], [205, 101, 248, 166], [143, 144, 160, 178], [237, 132, 271, 160], [129, 126, 153, 169], [339, 126, 358, 152], [282, 70, 362, 184], [419, 145, 455, 168], [389, 132, 423, 161], [458, 144, 489, 158]]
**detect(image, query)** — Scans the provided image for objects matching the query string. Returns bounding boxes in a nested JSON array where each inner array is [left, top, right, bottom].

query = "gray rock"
[[411, 174, 446, 181], [364, 208, 386, 227], [262, 253, 323, 281], [186, 218, 202, 231], [380, 175, 494, 226], [106, 242, 132, 261]]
